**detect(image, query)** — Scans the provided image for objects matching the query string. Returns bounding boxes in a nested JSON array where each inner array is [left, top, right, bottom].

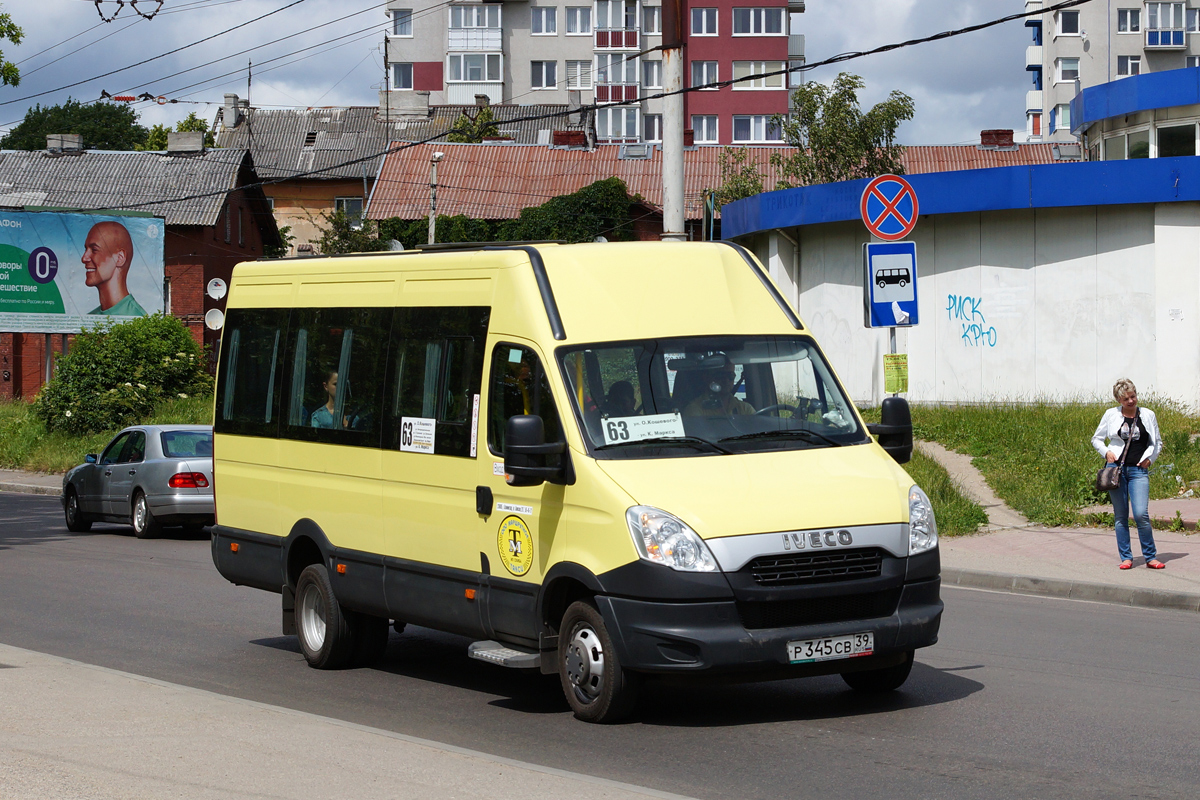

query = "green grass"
[[0, 395, 214, 474], [907, 398, 1200, 527], [903, 448, 989, 536]]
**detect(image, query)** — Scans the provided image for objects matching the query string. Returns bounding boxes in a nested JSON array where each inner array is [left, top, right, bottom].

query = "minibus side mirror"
[[505, 415, 568, 487], [867, 397, 913, 464]]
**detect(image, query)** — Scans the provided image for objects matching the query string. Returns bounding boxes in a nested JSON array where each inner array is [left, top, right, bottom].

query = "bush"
[[33, 314, 213, 435]]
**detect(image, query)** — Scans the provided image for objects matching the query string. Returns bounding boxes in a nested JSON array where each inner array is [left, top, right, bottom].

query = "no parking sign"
[[860, 174, 919, 241]]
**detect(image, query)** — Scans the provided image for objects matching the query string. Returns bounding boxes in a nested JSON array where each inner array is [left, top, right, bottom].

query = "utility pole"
[[660, 0, 686, 241], [428, 151, 444, 245]]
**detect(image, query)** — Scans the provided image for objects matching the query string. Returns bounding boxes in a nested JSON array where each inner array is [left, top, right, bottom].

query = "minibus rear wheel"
[[841, 650, 914, 693], [295, 564, 356, 669], [558, 601, 640, 723]]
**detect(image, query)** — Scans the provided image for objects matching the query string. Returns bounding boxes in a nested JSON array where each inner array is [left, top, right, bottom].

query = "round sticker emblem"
[[497, 515, 534, 576], [27, 247, 58, 284]]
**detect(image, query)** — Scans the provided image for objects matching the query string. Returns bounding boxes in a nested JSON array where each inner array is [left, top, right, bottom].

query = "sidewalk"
[[0, 469, 61, 497], [0, 643, 691, 800]]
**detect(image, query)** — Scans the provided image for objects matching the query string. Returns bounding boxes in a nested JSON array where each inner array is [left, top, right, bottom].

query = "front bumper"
[[597, 577, 942, 675]]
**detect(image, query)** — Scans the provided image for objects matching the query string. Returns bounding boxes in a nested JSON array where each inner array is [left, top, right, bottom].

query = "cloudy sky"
[[1, 0, 1033, 144]]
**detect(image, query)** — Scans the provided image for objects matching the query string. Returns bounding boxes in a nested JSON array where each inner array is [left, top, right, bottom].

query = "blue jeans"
[[1109, 465, 1157, 562]]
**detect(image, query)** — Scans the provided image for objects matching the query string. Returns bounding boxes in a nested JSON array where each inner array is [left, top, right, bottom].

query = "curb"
[[0, 482, 60, 497], [944, 568, 1200, 613]]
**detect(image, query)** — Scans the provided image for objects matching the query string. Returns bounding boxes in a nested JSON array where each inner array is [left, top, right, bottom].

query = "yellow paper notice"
[[884, 354, 908, 394]]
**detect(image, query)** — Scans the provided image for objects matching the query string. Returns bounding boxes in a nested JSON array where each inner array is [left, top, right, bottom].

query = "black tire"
[[64, 489, 92, 533], [350, 613, 390, 666], [294, 564, 356, 669], [131, 491, 161, 539], [841, 650, 915, 693], [558, 600, 640, 723], [898, 279, 907, 288]]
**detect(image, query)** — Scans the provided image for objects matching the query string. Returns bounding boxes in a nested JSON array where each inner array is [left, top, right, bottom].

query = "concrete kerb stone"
[[0, 481, 59, 497], [944, 568, 1200, 613]]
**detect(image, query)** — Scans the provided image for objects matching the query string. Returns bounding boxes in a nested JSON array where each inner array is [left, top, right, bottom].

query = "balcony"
[[1024, 0, 1042, 12], [446, 82, 503, 105], [1026, 89, 1042, 111], [448, 28, 502, 50], [1145, 27, 1186, 48], [595, 84, 639, 103], [788, 34, 804, 59], [595, 28, 639, 49], [1026, 44, 1042, 69]]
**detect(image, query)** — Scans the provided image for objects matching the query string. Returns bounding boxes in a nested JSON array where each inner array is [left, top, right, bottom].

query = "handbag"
[[1095, 411, 1137, 492]]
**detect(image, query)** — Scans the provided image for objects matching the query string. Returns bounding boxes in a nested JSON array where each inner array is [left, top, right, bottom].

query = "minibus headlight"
[[625, 506, 718, 572], [908, 485, 938, 555]]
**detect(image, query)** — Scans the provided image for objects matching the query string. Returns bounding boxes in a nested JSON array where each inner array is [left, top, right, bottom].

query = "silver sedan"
[[61, 425, 214, 538]]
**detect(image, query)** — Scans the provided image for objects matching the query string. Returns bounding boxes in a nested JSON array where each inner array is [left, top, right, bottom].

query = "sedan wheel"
[[131, 491, 161, 539], [64, 490, 91, 533]]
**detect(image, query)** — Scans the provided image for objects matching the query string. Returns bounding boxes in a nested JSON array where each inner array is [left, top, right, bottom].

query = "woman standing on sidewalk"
[[1091, 378, 1165, 570]]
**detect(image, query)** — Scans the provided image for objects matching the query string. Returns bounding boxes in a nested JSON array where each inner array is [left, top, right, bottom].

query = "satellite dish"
[[206, 278, 227, 300], [204, 308, 225, 331]]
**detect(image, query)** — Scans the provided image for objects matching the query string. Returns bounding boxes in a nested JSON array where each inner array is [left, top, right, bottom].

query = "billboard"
[[0, 210, 165, 333]]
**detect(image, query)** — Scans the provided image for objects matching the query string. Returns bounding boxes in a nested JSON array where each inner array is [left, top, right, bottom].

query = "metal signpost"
[[861, 175, 920, 395]]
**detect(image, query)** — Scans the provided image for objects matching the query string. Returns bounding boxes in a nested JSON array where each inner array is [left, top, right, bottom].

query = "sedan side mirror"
[[504, 415, 568, 487], [85, 454, 98, 464], [867, 396, 913, 464]]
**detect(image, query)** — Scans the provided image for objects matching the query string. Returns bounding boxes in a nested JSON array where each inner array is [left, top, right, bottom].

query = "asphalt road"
[[1, 492, 1198, 800]]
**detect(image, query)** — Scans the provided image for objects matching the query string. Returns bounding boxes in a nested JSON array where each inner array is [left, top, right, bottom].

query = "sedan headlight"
[[625, 506, 718, 572], [908, 485, 938, 555]]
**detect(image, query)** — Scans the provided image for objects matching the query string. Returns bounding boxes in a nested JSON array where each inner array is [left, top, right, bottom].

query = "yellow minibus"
[[211, 241, 940, 722]]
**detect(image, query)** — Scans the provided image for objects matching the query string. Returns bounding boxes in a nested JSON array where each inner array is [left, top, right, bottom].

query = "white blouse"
[[1091, 406, 1162, 465]]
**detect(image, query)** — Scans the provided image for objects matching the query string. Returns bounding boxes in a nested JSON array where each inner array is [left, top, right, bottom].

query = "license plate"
[[787, 632, 874, 663]]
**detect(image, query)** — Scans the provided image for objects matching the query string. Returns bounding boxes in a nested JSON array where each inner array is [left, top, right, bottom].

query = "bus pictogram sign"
[[860, 174, 919, 241]]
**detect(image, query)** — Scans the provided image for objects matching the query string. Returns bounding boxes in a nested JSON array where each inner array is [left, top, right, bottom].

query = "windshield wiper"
[[594, 436, 733, 454], [718, 429, 848, 447]]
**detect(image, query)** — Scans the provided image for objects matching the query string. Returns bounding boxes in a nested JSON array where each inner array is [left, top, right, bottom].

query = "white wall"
[[785, 203, 1195, 408]]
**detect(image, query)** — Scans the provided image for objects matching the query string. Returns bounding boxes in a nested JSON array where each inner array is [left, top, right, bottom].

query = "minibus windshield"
[[558, 336, 869, 458]]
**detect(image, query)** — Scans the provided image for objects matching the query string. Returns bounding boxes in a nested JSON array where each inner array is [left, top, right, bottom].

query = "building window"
[[1158, 123, 1196, 157], [1029, 111, 1041, 138], [531, 7, 557, 34], [596, 107, 638, 139], [643, 6, 661, 34], [566, 59, 592, 88], [691, 60, 718, 88], [1147, 2, 1184, 29], [1118, 8, 1141, 32], [644, 114, 662, 142], [733, 60, 785, 89], [566, 7, 591, 34], [450, 4, 501, 29], [691, 115, 718, 142], [265, 197, 275, 212], [531, 60, 557, 88], [732, 115, 782, 142], [642, 59, 662, 88], [391, 63, 413, 90], [1189, 8, 1200, 31], [1188, 55, 1200, 67], [732, 8, 784, 35], [448, 53, 502, 81], [595, 0, 637, 30], [1117, 55, 1141, 75], [391, 8, 413, 36], [789, 59, 804, 88], [1053, 102, 1071, 132], [691, 8, 717, 35], [1057, 9, 1079, 35], [1056, 57, 1079, 83], [335, 197, 364, 217], [596, 53, 637, 84]]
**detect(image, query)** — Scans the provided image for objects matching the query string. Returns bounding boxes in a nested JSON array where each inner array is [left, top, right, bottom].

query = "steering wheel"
[[755, 403, 801, 417]]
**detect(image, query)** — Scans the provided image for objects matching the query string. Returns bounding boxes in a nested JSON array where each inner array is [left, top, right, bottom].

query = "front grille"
[[746, 548, 884, 586], [736, 589, 901, 630]]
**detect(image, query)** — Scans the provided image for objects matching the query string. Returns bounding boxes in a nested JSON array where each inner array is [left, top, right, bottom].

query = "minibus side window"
[[280, 307, 390, 447], [215, 308, 287, 437], [488, 344, 563, 462]]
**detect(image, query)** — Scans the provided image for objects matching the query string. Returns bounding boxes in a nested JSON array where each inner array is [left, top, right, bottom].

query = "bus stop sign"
[[863, 241, 919, 328], [860, 174, 919, 241]]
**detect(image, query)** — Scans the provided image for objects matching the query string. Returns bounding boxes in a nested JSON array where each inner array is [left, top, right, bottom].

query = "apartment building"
[[1026, 0, 1200, 142], [382, 0, 805, 145]]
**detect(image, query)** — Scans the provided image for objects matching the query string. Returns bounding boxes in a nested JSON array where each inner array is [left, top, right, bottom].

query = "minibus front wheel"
[[295, 564, 356, 669], [558, 601, 641, 723]]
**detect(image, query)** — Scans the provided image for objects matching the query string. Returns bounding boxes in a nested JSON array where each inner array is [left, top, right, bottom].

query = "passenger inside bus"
[[310, 370, 341, 429], [606, 381, 637, 417]]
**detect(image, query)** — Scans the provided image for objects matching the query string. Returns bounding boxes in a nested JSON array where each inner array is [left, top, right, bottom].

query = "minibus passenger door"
[[480, 342, 566, 647]]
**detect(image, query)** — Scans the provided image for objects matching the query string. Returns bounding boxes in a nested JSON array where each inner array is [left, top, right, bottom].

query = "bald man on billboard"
[[81, 221, 146, 316]]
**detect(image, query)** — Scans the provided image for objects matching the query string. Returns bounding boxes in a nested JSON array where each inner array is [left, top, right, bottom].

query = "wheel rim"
[[67, 494, 78, 524], [564, 624, 605, 704], [133, 496, 146, 531], [298, 583, 327, 652]]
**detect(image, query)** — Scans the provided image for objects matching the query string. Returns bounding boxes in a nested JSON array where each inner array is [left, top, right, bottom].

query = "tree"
[[0, 98, 149, 150], [770, 72, 914, 188], [445, 106, 498, 143], [315, 210, 390, 255], [137, 112, 217, 151], [712, 147, 765, 210], [0, 5, 22, 87]]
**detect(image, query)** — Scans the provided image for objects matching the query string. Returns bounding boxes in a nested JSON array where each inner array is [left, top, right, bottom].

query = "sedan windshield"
[[557, 336, 868, 458]]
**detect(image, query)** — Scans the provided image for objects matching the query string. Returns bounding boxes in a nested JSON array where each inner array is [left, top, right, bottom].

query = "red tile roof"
[[367, 142, 1062, 221]]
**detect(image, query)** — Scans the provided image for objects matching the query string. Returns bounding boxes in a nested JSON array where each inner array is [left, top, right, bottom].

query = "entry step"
[[467, 640, 542, 669]]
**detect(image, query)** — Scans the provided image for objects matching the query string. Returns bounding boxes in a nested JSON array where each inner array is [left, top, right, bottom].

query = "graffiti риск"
[[946, 294, 997, 347]]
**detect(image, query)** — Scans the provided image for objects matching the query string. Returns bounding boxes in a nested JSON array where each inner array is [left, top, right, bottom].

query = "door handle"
[[128, 469, 137, 475], [104, 470, 112, 476]]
